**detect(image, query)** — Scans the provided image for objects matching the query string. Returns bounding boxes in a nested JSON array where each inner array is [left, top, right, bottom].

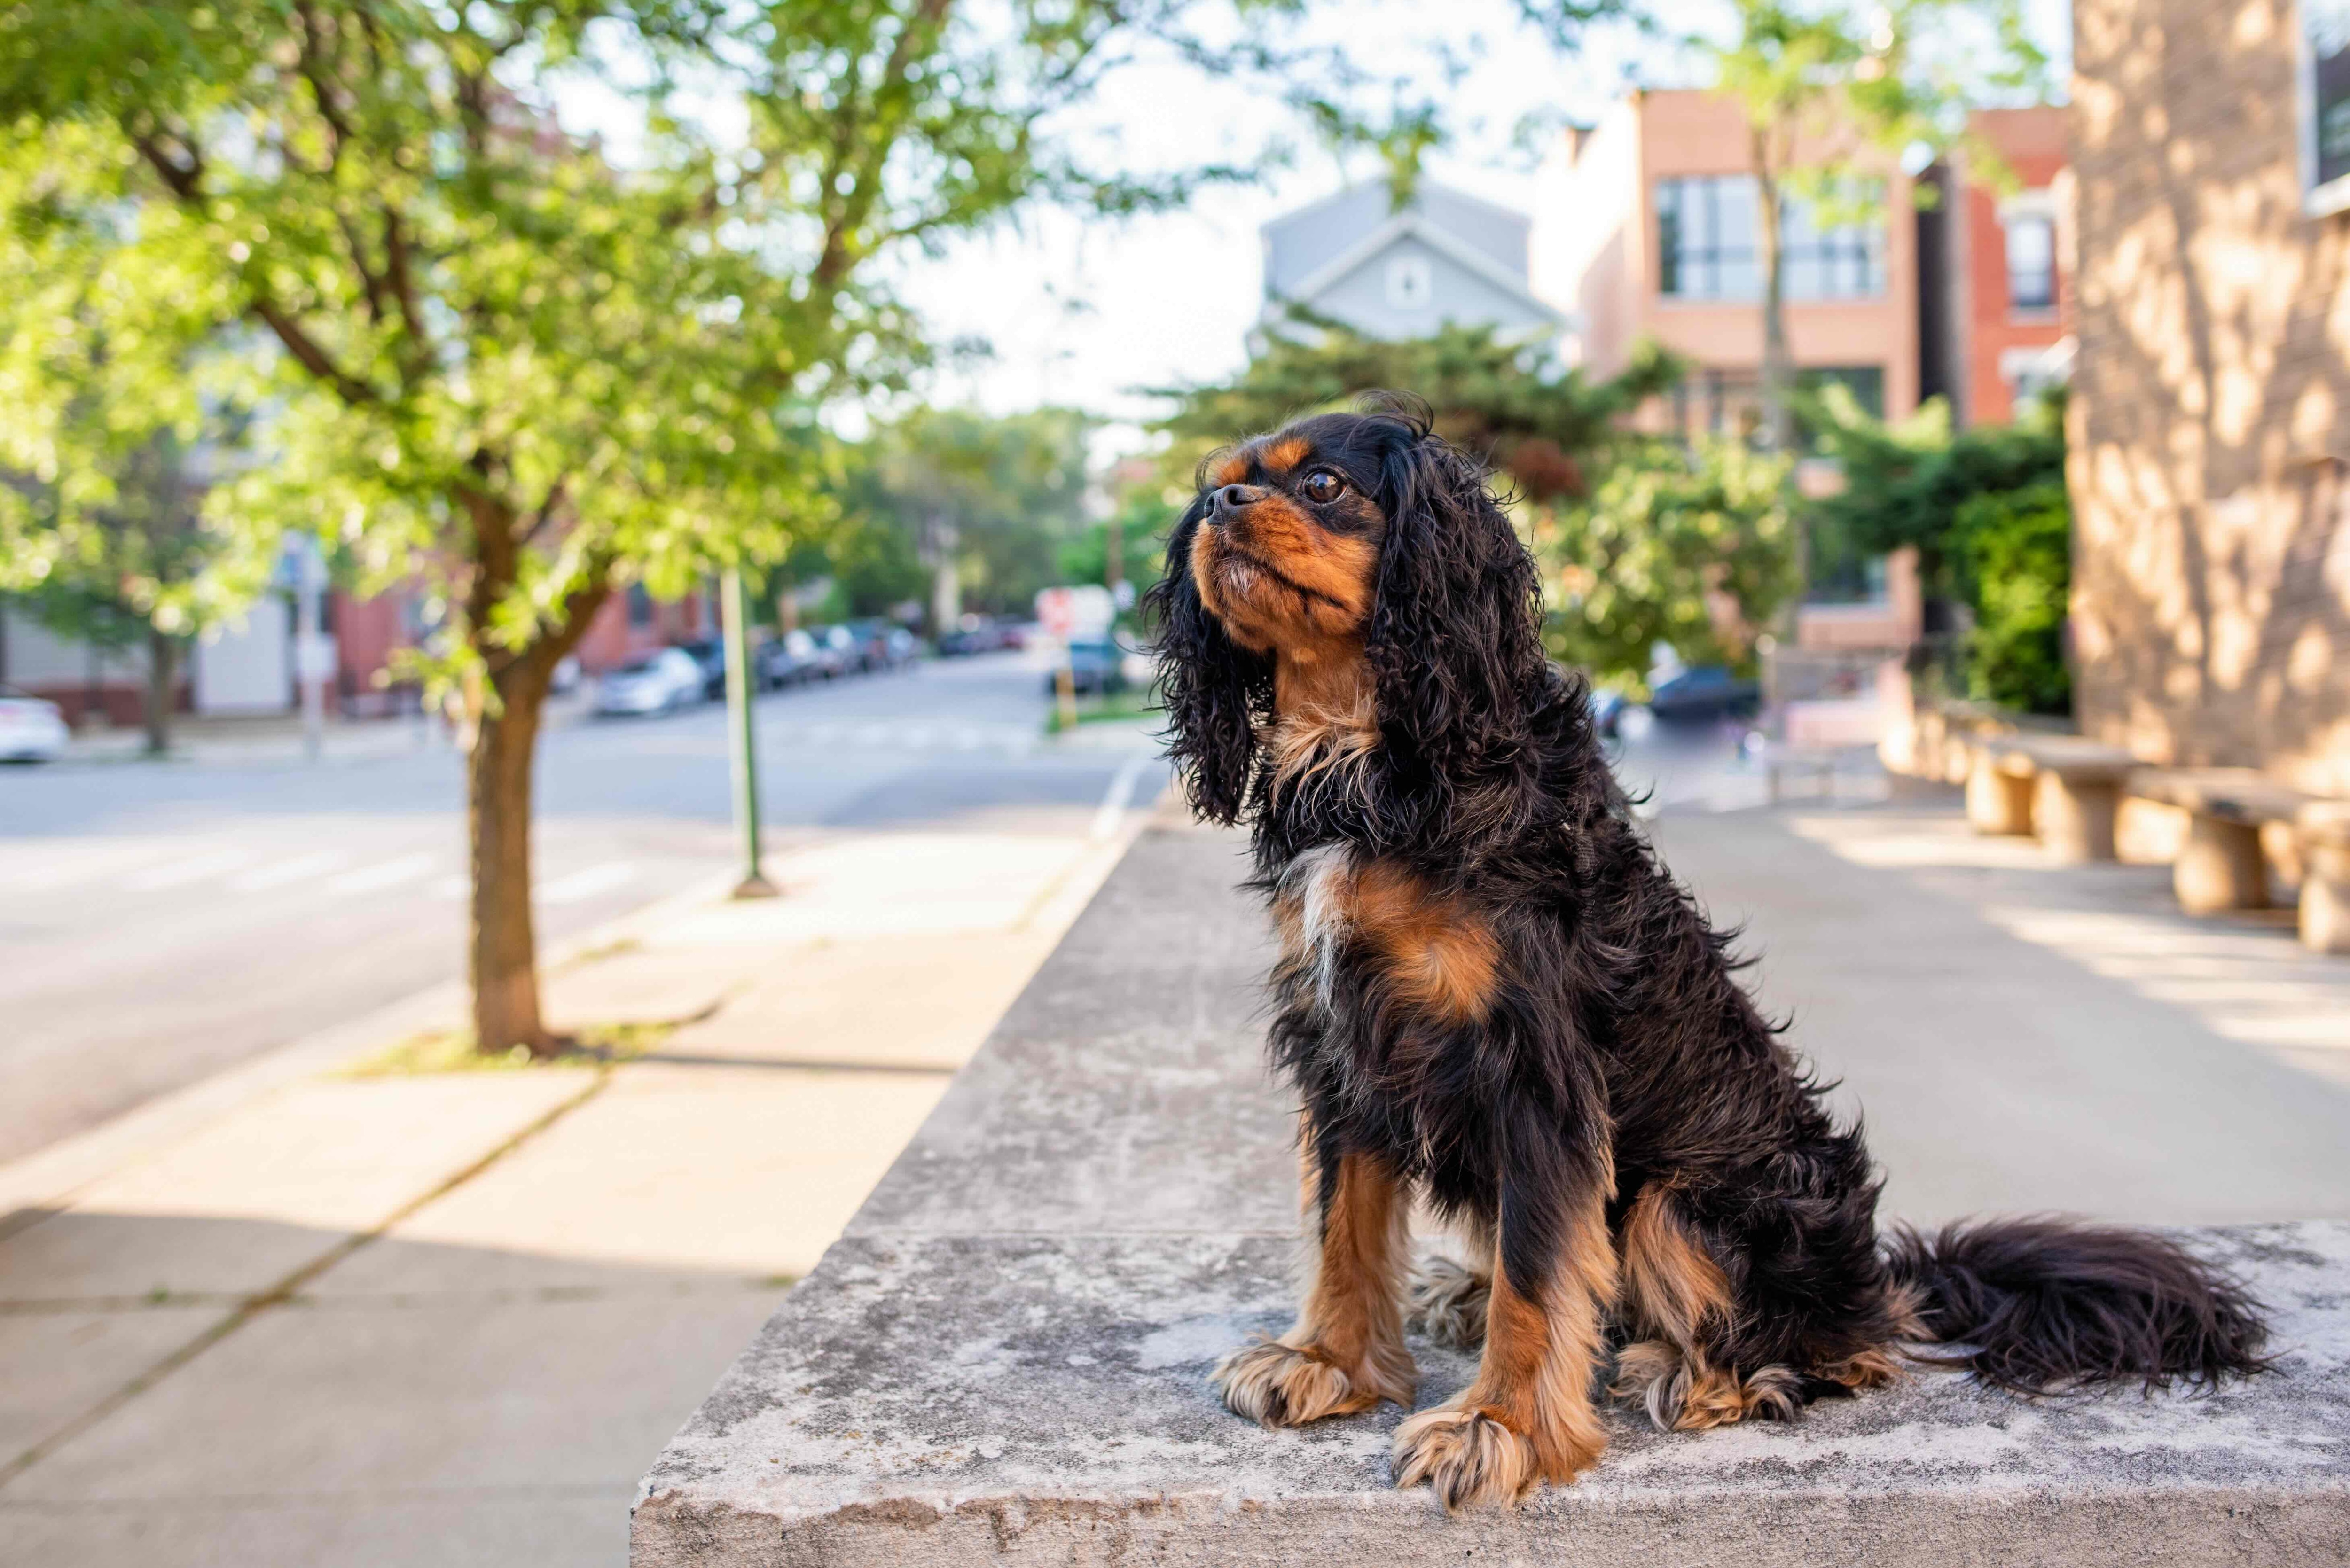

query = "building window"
[[1667, 365, 1884, 450], [2005, 213, 2056, 311], [1384, 254, 1433, 311], [1656, 176, 1883, 301], [626, 583, 653, 628], [2303, 0, 2350, 213]]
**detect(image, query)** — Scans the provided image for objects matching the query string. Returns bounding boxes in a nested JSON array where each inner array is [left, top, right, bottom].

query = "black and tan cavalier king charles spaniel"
[[1142, 397, 2268, 1511]]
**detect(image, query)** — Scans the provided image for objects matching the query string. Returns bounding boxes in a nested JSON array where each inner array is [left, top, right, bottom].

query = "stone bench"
[[634, 822, 2350, 1567], [2297, 800, 2350, 955], [2126, 767, 2319, 917], [1965, 735, 2138, 861]]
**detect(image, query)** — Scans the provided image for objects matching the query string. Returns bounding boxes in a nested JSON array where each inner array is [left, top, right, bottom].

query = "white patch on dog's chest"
[[1279, 843, 1355, 1014]]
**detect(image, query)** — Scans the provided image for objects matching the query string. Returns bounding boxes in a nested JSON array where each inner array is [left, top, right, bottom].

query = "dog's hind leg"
[[1406, 1217, 1493, 1350], [1214, 1142, 1416, 1427], [1393, 1156, 1614, 1508]]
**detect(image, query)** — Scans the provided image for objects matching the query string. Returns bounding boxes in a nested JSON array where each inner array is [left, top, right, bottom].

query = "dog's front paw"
[[1391, 1407, 1537, 1510], [1405, 1257, 1490, 1349], [1213, 1338, 1386, 1427]]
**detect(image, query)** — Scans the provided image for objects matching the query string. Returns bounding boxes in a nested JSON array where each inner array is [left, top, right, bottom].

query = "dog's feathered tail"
[[1881, 1217, 2272, 1396]]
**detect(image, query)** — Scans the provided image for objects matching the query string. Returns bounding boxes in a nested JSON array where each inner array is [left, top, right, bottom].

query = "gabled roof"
[[1264, 211, 1566, 328]]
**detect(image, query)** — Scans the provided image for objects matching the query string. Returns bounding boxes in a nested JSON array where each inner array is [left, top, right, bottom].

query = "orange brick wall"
[[2069, 0, 2350, 793]]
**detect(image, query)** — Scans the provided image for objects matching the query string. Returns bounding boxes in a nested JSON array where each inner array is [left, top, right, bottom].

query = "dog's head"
[[1145, 397, 1546, 825]]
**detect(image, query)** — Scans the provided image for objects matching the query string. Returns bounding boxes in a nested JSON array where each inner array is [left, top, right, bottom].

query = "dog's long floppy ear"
[[1362, 407, 1546, 780], [1144, 494, 1275, 823]]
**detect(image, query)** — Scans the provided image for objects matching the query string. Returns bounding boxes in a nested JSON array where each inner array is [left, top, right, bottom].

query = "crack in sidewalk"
[[0, 1069, 614, 1491]]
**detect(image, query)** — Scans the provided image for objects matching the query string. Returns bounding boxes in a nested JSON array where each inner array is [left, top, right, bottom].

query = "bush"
[[1960, 482, 2071, 716], [1541, 439, 1799, 693]]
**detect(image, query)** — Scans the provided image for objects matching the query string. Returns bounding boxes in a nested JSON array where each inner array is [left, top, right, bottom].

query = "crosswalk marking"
[[227, 850, 351, 893], [537, 861, 638, 905], [761, 719, 1039, 756], [122, 849, 254, 892], [324, 852, 437, 896]]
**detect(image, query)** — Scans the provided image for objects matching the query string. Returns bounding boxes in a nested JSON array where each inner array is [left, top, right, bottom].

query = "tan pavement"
[[0, 802, 1147, 1567]]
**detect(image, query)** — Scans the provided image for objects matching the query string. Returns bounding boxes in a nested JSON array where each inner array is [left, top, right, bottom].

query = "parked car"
[[937, 615, 1018, 656], [1588, 685, 1629, 738], [1050, 637, 1130, 697], [671, 637, 728, 700], [756, 628, 824, 689], [595, 649, 705, 716], [0, 685, 68, 762], [842, 618, 916, 672], [1645, 665, 1761, 723]]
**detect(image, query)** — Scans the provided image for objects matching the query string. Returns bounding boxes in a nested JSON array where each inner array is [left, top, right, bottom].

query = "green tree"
[[1158, 313, 1683, 501], [0, 125, 267, 751], [866, 407, 1093, 631], [0, 0, 1324, 1057], [1700, 0, 2044, 452], [1542, 440, 1800, 691], [1808, 387, 2065, 604]]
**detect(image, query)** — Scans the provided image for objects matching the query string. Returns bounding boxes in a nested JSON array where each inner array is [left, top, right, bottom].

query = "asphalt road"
[[0, 650, 1164, 1166]]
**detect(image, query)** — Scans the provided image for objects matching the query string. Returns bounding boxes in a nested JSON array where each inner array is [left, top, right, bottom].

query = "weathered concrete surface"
[[634, 819, 2350, 1566]]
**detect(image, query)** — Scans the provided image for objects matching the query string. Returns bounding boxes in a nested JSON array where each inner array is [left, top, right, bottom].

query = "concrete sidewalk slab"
[[329, 1067, 953, 1286], [546, 947, 759, 1030], [1653, 807, 2350, 1224], [646, 833, 1115, 948], [0, 1075, 596, 1302], [659, 931, 1062, 1070], [0, 1307, 235, 1462]]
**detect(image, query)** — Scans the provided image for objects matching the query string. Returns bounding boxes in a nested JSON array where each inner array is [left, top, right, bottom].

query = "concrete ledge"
[[634, 826, 2350, 1567]]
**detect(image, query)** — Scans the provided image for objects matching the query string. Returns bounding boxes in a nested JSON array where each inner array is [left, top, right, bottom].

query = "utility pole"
[[721, 567, 777, 899], [294, 535, 328, 763]]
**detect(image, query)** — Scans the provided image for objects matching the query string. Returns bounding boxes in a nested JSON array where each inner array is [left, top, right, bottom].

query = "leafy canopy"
[[1156, 312, 1684, 501]]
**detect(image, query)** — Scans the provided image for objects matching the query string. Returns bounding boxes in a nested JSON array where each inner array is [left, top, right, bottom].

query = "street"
[[0, 651, 1162, 1165]]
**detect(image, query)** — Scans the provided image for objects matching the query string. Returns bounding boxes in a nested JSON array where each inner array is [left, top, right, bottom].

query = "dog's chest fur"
[[1270, 843, 1504, 1040]]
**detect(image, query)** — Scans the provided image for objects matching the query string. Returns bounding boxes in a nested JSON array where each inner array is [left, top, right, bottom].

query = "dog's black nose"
[[1211, 484, 1258, 515]]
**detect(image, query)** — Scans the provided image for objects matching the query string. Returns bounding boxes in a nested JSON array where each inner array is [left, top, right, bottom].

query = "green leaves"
[[1156, 314, 1683, 502], [1542, 439, 1799, 691]]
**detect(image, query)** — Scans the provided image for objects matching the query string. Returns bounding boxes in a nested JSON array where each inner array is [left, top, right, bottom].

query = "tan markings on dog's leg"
[[1393, 1193, 1613, 1508], [1814, 1345, 1903, 1391], [1618, 1184, 1731, 1350], [1214, 1151, 1415, 1427]]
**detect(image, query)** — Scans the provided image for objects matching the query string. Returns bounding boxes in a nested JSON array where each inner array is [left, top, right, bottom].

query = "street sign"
[[1035, 584, 1114, 639]]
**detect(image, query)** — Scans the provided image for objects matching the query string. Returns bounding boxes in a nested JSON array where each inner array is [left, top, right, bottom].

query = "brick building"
[[1922, 106, 2074, 426], [1535, 89, 1925, 440], [2068, 0, 2350, 794]]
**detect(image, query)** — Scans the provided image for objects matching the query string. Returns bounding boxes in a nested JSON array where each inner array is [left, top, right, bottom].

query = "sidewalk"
[[0, 797, 1154, 1567]]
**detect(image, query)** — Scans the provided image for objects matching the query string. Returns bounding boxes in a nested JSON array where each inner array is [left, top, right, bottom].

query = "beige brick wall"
[[2069, 0, 2350, 795]]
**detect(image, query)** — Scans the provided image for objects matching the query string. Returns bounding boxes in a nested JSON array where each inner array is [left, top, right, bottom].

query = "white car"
[[0, 686, 67, 762], [594, 649, 704, 717]]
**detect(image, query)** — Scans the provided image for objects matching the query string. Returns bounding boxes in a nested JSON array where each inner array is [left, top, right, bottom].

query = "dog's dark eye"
[[1300, 470, 1345, 504]]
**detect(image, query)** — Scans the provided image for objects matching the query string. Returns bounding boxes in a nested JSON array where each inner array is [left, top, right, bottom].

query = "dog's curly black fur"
[[1145, 397, 2269, 1509]]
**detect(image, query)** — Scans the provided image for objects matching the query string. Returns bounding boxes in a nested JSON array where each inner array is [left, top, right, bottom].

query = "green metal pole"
[[721, 568, 777, 899]]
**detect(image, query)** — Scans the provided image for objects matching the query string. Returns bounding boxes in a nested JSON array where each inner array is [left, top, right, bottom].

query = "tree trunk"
[[467, 658, 558, 1057], [1754, 127, 1796, 456], [926, 510, 961, 638], [142, 627, 179, 755]]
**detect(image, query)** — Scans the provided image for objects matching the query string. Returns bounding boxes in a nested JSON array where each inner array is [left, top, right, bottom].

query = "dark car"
[[840, 618, 915, 672], [1048, 637, 1130, 697], [1588, 685, 1629, 738], [671, 637, 728, 700], [1646, 665, 1761, 723], [755, 628, 823, 690]]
